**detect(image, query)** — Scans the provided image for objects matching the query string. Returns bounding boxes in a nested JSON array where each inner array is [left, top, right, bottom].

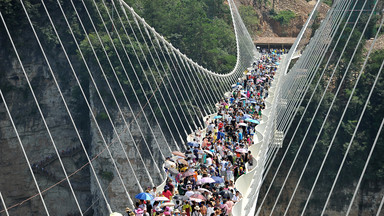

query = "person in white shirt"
[[206, 202, 214, 216], [185, 186, 194, 197], [205, 155, 212, 166]]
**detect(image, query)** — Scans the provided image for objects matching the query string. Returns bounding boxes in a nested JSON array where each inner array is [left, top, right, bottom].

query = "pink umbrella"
[[182, 170, 195, 178], [190, 194, 207, 201], [153, 196, 170, 201], [190, 197, 203, 203], [172, 151, 185, 158], [198, 177, 215, 184], [236, 148, 248, 154]]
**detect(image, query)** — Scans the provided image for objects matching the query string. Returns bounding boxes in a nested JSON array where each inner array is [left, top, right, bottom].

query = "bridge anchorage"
[[1, 0, 384, 215]]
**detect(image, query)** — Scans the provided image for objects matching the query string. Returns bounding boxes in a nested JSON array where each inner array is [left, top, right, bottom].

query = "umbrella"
[[173, 195, 189, 201], [177, 158, 188, 166], [168, 168, 179, 175], [187, 142, 199, 147], [243, 114, 251, 118], [244, 118, 254, 122], [160, 202, 175, 207], [219, 190, 233, 199], [182, 170, 195, 178], [198, 177, 215, 184], [164, 160, 176, 168], [153, 196, 170, 201], [213, 115, 222, 119], [236, 148, 248, 154], [186, 154, 196, 159], [211, 176, 224, 184], [172, 151, 185, 158], [190, 194, 207, 201], [198, 188, 212, 194], [189, 198, 203, 203], [275, 62, 280, 65], [238, 123, 247, 127], [249, 119, 260, 124], [135, 192, 154, 200], [203, 150, 213, 155]]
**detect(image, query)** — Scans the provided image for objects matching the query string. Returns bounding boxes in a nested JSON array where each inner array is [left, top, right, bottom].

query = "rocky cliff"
[[0, 1, 171, 215]]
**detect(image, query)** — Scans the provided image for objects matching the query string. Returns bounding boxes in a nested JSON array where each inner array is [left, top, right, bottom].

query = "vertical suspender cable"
[[0, 192, 9, 216], [321, 51, 384, 216], [300, 15, 384, 216], [18, 1, 86, 213], [0, 90, 49, 216], [346, 118, 384, 215]]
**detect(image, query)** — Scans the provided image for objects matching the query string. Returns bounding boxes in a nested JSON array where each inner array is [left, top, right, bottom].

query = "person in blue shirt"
[[238, 130, 243, 142]]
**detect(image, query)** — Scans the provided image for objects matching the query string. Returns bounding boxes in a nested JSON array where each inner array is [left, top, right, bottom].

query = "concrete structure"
[[254, 37, 296, 49]]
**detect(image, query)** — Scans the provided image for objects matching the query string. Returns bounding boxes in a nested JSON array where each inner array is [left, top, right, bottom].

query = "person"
[[162, 186, 173, 200], [174, 209, 181, 216], [185, 186, 194, 197], [192, 206, 202, 216], [200, 202, 207, 216], [206, 155, 212, 166], [150, 187, 157, 197], [125, 207, 135, 216], [225, 199, 234, 216], [206, 202, 214, 216], [138, 200, 147, 215], [182, 201, 192, 216]]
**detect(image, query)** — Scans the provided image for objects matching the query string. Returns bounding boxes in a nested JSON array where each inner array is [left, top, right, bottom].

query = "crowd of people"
[[121, 49, 283, 216]]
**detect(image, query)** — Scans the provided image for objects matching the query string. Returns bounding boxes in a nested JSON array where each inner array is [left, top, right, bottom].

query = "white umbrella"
[[238, 123, 247, 127], [204, 150, 213, 155], [164, 160, 176, 168], [198, 188, 212, 194]]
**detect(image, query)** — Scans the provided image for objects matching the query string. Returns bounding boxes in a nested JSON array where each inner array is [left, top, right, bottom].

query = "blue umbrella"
[[250, 119, 260, 124], [212, 176, 224, 184], [275, 62, 280, 65], [214, 115, 222, 119], [244, 118, 253, 122], [135, 192, 154, 200]]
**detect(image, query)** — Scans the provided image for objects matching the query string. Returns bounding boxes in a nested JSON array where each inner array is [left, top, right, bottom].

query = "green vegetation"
[[125, 0, 237, 74], [239, 5, 260, 35], [99, 170, 114, 182], [323, 0, 333, 7], [96, 112, 109, 121], [270, 10, 296, 25]]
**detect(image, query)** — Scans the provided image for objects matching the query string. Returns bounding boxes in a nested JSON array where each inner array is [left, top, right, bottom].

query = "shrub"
[[270, 10, 296, 25]]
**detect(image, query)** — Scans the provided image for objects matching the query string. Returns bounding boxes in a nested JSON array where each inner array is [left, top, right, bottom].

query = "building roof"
[[254, 37, 296, 45]]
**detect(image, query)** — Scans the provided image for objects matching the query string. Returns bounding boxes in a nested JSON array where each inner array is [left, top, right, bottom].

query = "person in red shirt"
[[218, 122, 223, 130], [162, 185, 173, 200], [166, 179, 175, 195]]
